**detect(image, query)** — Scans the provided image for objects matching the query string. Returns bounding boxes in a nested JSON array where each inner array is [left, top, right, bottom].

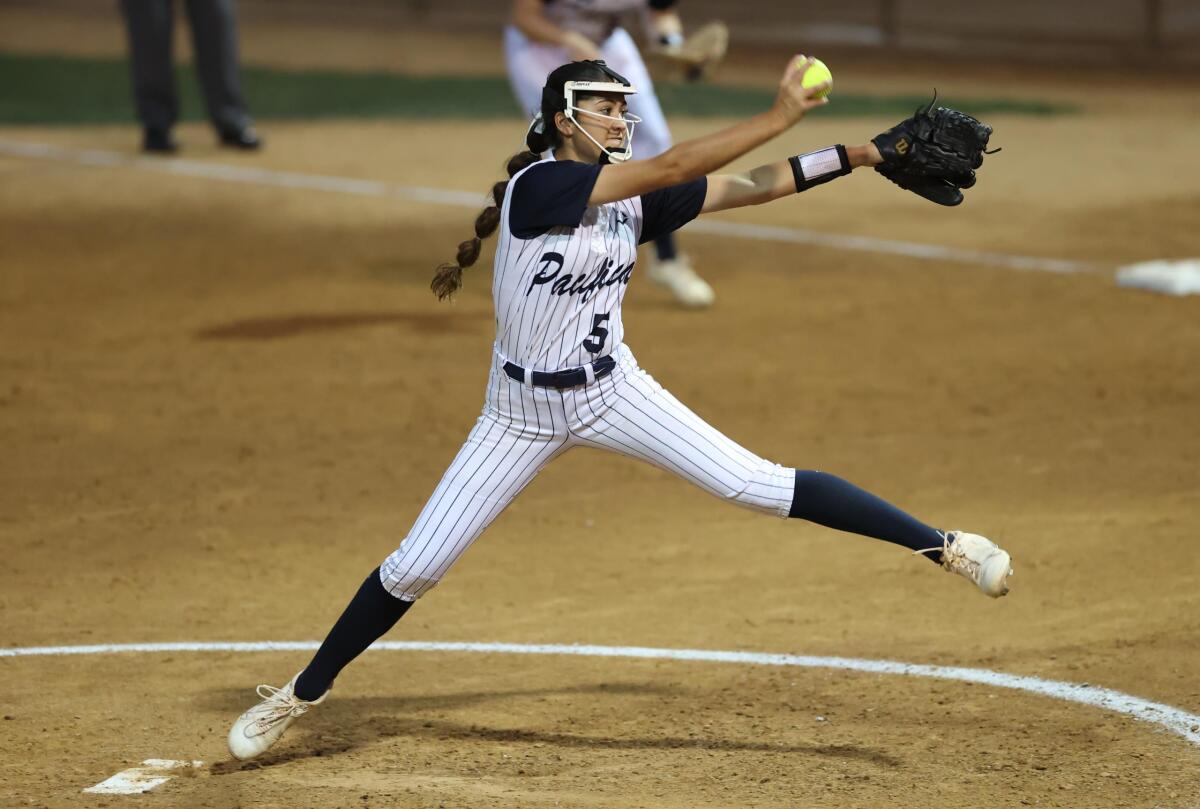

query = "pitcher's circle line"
[[5, 640, 1198, 747]]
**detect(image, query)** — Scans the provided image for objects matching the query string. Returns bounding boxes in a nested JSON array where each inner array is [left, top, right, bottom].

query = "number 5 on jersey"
[[581, 312, 611, 354]]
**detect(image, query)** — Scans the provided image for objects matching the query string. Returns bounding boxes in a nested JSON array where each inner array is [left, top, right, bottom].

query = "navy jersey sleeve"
[[638, 177, 707, 244], [509, 160, 603, 239]]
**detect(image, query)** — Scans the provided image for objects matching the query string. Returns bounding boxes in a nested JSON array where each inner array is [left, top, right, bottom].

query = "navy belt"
[[503, 355, 616, 389]]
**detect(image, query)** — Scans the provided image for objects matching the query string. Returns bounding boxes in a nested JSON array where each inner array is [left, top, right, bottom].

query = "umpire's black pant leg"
[[119, 0, 178, 131], [184, 0, 252, 133]]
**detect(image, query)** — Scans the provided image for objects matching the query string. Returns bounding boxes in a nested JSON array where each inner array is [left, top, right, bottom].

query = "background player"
[[506, 0, 719, 307], [227, 57, 1012, 761]]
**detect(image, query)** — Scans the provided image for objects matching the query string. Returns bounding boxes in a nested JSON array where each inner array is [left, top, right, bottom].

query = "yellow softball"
[[799, 57, 833, 99]]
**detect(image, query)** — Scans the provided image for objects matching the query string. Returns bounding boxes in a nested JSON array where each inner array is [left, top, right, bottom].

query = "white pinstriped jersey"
[[493, 157, 704, 371], [543, 0, 667, 43], [379, 158, 798, 604]]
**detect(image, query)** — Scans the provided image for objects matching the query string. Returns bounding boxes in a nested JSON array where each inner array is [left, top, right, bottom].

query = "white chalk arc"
[[5, 640, 1198, 747]]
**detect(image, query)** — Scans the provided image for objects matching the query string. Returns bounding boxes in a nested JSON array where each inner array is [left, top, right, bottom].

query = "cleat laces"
[[244, 684, 314, 737], [939, 535, 984, 583], [917, 530, 1012, 597], [915, 531, 982, 582]]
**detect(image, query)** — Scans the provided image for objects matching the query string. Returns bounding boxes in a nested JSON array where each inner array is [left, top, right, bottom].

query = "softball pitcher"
[[228, 58, 1011, 761], [506, 0, 723, 307]]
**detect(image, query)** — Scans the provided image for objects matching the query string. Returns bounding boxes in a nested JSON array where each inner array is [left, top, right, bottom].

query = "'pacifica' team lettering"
[[526, 251, 635, 300]]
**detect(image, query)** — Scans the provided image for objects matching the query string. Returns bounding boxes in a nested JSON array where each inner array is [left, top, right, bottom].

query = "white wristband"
[[788, 145, 851, 192]]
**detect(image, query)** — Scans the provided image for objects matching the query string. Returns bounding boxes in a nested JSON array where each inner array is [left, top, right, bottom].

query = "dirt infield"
[[3, 6, 1200, 809]]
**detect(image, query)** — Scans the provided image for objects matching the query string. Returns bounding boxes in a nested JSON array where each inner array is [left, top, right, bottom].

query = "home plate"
[[1115, 258, 1200, 296], [83, 759, 204, 794]]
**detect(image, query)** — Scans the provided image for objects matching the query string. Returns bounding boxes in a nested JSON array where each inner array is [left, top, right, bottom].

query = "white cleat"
[[648, 257, 715, 308], [929, 531, 1013, 598], [227, 673, 328, 761]]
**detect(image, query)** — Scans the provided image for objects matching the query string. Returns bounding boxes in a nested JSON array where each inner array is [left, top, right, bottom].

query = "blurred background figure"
[[118, 0, 261, 154], [506, 0, 716, 308]]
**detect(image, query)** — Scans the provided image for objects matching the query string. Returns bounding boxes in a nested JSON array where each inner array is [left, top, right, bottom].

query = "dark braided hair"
[[431, 60, 628, 301], [430, 142, 548, 300]]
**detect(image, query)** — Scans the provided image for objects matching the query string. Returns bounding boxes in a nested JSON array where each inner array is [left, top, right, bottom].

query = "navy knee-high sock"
[[788, 470, 945, 564], [293, 567, 411, 701], [654, 232, 678, 262]]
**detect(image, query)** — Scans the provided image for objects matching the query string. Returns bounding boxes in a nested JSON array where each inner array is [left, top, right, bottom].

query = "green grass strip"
[[0, 52, 1072, 126]]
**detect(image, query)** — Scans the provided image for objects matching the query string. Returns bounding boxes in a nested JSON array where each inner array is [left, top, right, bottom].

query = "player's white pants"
[[503, 25, 674, 159], [380, 345, 795, 600]]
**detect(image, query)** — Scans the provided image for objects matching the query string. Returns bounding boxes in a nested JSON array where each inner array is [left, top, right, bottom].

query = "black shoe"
[[142, 128, 178, 154], [218, 126, 263, 150]]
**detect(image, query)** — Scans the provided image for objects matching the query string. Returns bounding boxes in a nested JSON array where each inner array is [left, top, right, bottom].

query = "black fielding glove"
[[872, 92, 998, 206]]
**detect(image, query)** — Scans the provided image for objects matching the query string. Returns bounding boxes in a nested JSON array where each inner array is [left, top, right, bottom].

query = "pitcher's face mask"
[[530, 61, 640, 162], [563, 81, 640, 163], [566, 85, 643, 163]]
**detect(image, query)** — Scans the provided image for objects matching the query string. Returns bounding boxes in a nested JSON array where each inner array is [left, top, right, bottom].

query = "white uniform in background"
[[505, 7, 672, 160]]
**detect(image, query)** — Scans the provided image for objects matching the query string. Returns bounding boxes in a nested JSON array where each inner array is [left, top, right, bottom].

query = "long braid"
[[431, 147, 547, 301]]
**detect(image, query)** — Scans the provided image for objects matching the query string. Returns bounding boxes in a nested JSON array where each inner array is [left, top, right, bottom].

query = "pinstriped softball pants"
[[379, 344, 795, 600]]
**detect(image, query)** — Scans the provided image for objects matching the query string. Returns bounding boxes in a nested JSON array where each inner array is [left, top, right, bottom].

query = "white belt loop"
[[522, 366, 534, 387], [583, 361, 597, 385]]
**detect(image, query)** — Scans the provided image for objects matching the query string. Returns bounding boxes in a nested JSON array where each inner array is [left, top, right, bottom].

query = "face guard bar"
[[563, 80, 639, 163]]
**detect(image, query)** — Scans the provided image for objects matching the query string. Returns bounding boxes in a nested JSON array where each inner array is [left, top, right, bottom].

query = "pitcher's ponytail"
[[432, 68, 589, 300], [431, 150, 545, 300]]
